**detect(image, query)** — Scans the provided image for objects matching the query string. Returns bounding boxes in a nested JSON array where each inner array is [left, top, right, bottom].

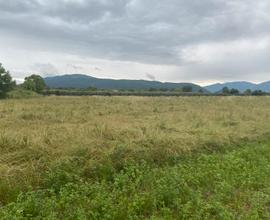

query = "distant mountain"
[[205, 81, 270, 93], [205, 82, 255, 93], [44, 74, 205, 92], [258, 81, 270, 92]]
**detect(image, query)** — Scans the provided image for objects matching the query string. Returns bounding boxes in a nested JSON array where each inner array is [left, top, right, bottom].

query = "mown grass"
[[0, 96, 270, 219]]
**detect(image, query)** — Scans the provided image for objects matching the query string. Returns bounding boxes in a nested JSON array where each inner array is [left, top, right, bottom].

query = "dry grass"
[[0, 96, 270, 195], [1, 96, 270, 218]]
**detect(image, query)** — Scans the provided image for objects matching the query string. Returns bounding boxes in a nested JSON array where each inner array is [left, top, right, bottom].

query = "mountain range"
[[205, 81, 270, 93], [44, 74, 205, 92], [44, 74, 270, 93]]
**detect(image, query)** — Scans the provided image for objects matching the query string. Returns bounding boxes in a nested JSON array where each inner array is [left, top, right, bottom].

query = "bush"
[[7, 89, 40, 99]]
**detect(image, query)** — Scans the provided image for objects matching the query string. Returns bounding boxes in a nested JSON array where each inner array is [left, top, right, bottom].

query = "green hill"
[[44, 74, 205, 92]]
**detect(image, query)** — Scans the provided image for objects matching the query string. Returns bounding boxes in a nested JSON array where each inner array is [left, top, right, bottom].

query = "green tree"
[[222, 87, 230, 94], [182, 85, 193, 93], [0, 63, 15, 98], [252, 90, 264, 96], [244, 89, 252, 96], [230, 88, 240, 95], [23, 74, 46, 93]]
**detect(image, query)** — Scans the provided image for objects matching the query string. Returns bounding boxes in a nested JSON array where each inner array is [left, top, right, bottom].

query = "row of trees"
[[0, 63, 269, 98], [0, 63, 46, 98], [221, 87, 240, 95], [221, 87, 266, 96], [147, 85, 196, 93]]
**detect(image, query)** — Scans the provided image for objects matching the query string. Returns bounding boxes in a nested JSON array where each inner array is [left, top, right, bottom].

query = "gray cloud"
[[33, 63, 59, 77], [145, 73, 156, 81], [0, 0, 270, 83]]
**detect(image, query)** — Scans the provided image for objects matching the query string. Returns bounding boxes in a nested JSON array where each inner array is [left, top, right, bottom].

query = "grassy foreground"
[[1, 142, 270, 219], [1, 96, 270, 219]]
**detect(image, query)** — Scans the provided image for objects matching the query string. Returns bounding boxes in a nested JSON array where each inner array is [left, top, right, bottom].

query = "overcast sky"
[[0, 0, 270, 85]]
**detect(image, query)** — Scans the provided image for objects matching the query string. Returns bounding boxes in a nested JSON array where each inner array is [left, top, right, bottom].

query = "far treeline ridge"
[[0, 63, 269, 98]]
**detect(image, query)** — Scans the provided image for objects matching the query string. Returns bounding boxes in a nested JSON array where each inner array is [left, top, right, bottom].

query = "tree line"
[[0, 63, 269, 98], [221, 86, 267, 96]]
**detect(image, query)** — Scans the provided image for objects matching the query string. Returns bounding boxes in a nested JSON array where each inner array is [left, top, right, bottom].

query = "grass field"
[[1, 96, 270, 219]]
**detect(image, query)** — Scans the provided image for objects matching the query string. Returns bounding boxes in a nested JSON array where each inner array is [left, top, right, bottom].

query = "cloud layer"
[[0, 0, 270, 84]]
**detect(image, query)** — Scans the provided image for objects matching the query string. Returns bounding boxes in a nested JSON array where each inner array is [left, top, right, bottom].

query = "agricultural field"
[[1, 96, 270, 219]]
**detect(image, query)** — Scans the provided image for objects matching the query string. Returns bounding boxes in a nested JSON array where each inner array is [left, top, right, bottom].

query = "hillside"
[[205, 81, 270, 93], [258, 81, 270, 92], [44, 74, 205, 92]]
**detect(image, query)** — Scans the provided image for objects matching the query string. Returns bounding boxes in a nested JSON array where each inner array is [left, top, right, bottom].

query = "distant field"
[[1, 96, 270, 219]]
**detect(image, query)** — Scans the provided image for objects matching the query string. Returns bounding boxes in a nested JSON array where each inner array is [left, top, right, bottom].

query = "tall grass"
[[0, 96, 270, 218]]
